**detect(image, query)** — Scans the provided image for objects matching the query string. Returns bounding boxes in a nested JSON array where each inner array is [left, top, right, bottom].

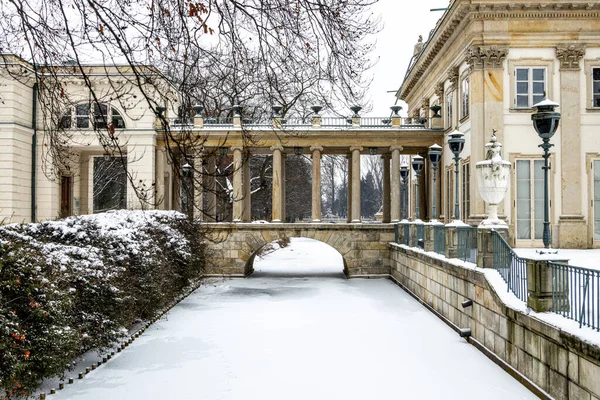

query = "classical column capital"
[[447, 66, 460, 90], [230, 146, 244, 152], [350, 146, 363, 152], [310, 146, 323, 152], [435, 82, 445, 101], [465, 45, 508, 70], [556, 45, 585, 71], [389, 145, 403, 152], [270, 145, 284, 152]]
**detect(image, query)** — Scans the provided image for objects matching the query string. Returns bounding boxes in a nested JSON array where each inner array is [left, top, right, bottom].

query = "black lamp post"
[[400, 163, 409, 220], [428, 144, 442, 220], [411, 155, 424, 220], [447, 130, 465, 220], [531, 98, 561, 249], [182, 163, 193, 217]]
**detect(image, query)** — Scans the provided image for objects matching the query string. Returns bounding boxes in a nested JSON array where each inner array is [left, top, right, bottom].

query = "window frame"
[[585, 60, 600, 111], [446, 90, 454, 129], [460, 75, 470, 120], [63, 103, 125, 130], [461, 160, 470, 220], [508, 59, 554, 112], [514, 66, 547, 109]]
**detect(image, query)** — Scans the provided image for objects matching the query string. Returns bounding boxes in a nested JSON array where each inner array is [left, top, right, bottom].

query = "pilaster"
[[557, 45, 587, 248]]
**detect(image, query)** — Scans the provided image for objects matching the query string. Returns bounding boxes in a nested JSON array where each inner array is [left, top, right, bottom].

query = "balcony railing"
[[162, 116, 436, 130]]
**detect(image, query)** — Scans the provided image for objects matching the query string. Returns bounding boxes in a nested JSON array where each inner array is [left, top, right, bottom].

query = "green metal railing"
[[550, 262, 600, 331], [433, 224, 446, 255], [457, 226, 477, 263], [491, 230, 528, 302]]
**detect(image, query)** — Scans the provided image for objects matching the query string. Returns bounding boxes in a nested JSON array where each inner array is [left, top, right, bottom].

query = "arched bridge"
[[204, 223, 395, 278]]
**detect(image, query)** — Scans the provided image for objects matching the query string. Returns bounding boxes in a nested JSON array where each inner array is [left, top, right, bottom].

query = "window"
[[594, 161, 600, 240], [461, 162, 470, 219], [62, 103, 125, 130], [593, 67, 600, 108], [446, 91, 454, 128], [515, 67, 546, 108], [516, 159, 545, 242], [461, 76, 469, 119]]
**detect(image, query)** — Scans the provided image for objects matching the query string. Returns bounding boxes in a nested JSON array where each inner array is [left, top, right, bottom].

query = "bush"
[[0, 211, 204, 398]]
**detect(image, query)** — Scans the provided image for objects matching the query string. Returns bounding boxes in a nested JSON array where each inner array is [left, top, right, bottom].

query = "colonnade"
[[193, 145, 415, 224]]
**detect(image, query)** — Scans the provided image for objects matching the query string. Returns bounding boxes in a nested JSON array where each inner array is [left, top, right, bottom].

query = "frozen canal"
[[52, 238, 536, 400]]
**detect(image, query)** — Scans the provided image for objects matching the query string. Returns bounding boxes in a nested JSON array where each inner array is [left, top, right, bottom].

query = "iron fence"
[[434, 224, 446, 256], [321, 117, 351, 127], [457, 226, 477, 263], [490, 230, 528, 302], [204, 117, 234, 126], [550, 262, 600, 331], [361, 117, 392, 128]]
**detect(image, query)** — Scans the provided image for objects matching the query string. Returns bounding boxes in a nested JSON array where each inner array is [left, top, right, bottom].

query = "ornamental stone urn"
[[476, 132, 511, 226]]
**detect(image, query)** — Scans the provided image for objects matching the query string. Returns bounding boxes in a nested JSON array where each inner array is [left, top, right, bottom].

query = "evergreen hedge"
[[0, 211, 204, 398]]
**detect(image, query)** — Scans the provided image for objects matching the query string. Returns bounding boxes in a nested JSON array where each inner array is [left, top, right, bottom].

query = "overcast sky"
[[366, 0, 448, 116]]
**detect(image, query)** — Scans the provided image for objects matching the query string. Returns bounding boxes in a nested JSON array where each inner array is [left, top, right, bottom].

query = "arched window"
[[60, 103, 125, 130]]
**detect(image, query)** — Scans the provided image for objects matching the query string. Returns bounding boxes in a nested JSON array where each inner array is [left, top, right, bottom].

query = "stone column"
[[310, 146, 323, 222], [242, 152, 251, 222], [382, 153, 391, 223], [206, 155, 217, 221], [155, 146, 166, 210], [281, 153, 287, 222], [231, 147, 243, 222], [271, 146, 284, 222], [193, 151, 203, 220], [347, 155, 352, 223], [390, 146, 402, 222], [350, 146, 363, 222], [465, 46, 508, 222], [556, 45, 586, 248]]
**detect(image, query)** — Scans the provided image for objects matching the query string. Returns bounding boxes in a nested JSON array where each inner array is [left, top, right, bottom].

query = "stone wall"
[[389, 243, 600, 400], [204, 223, 395, 277]]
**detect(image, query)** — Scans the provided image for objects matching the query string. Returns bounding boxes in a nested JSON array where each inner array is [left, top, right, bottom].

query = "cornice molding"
[[399, 1, 600, 100], [556, 44, 586, 70]]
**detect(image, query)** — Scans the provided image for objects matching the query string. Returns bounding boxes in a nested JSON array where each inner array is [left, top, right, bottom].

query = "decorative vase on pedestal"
[[475, 133, 511, 226]]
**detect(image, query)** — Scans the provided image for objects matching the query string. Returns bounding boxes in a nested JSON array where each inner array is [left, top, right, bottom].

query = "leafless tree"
[[0, 0, 380, 217]]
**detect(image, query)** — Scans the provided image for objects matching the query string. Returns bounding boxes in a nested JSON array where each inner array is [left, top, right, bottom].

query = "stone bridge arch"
[[203, 223, 395, 278]]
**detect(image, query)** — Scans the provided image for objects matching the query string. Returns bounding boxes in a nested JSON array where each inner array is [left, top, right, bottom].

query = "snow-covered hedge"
[[0, 211, 204, 397]]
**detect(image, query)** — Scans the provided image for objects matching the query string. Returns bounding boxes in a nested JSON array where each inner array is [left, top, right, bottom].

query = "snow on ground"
[[50, 238, 536, 400], [515, 248, 600, 270]]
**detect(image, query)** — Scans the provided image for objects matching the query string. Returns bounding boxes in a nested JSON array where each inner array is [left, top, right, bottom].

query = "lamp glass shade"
[[400, 165, 409, 179], [412, 155, 424, 173], [428, 143, 442, 164]]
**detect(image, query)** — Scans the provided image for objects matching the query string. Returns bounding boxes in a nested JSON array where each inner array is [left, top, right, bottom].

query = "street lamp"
[[411, 155, 424, 220], [532, 98, 561, 249], [400, 163, 409, 220], [428, 143, 442, 220], [182, 163, 193, 217], [447, 130, 465, 220]]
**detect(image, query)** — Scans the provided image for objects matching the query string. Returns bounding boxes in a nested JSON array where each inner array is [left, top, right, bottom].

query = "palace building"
[[398, 0, 600, 248]]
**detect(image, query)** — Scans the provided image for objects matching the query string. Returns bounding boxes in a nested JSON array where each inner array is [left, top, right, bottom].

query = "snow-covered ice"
[[50, 238, 536, 400], [515, 248, 600, 270]]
